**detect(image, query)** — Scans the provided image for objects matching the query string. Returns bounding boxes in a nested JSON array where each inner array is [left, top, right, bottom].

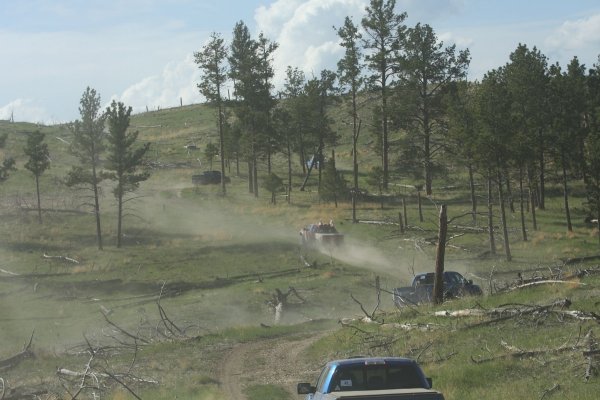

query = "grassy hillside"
[[0, 104, 599, 399]]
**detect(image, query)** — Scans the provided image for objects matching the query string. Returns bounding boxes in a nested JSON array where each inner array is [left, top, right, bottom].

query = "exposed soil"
[[218, 331, 327, 400]]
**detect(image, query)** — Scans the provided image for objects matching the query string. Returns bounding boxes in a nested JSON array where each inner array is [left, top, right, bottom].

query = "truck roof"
[[325, 357, 419, 367]]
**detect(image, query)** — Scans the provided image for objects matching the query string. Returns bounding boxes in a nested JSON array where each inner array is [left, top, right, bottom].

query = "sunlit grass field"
[[1, 106, 599, 399]]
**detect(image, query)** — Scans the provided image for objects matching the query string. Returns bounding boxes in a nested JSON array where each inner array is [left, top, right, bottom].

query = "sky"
[[1, 0, 600, 124]]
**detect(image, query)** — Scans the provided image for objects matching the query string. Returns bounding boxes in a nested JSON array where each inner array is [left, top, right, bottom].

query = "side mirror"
[[468, 279, 473, 285], [426, 377, 433, 388], [297, 382, 315, 394]]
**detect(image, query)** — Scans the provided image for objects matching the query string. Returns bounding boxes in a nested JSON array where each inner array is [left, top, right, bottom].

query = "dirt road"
[[218, 332, 325, 400]]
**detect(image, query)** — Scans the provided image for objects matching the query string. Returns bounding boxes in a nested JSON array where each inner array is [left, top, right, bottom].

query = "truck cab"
[[297, 357, 444, 399]]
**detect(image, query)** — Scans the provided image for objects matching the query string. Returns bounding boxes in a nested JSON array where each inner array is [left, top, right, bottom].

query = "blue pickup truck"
[[297, 357, 444, 399], [393, 271, 482, 307]]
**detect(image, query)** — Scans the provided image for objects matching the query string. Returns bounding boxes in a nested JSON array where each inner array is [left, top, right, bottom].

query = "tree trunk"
[[417, 190, 424, 223], [562, 153, 573, 232], [403, 198, 408, 227], [287, 140, 292, 204], [117, 186, 123, 248], [92, 164, 103, 251], [433, 204, 447, 305], [538, 129, 546, 210], [253, 158, 259, 198], [247, 161, 253, 193], [468, 163, 476, 225], [382, 75, 389, 191], [351, 118, 360, 223], [218, 101, 226, 196], [487, 174, 496, 255], [527, 165, 538, 230], [519, 166, 527, 241], [505, 169, 514, 213], [497, 169, 512, 261], [597, 203, 600, 246], [35, 175, 42, 224]]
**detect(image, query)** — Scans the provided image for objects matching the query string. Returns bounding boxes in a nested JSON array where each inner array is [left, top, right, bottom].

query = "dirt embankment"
[[218, 332, 327, 400]]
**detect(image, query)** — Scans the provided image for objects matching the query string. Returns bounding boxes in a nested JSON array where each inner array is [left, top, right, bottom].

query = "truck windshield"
[[329, 364, 426, 392]]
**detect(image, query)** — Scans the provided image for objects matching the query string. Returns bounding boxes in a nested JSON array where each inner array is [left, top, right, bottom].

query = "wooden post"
[[402, 198, 408, 227], [399, 212, 404, 234], [433, 204, 447, 305]]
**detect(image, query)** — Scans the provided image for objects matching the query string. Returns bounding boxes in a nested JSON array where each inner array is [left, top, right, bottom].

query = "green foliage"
[[0, 132, 8, 148], [204, 141, 219, 170], [105, 100, 151, 247], [320, 159, 348, 206], [66, 87, 107, 249], [0, 156, 16, 182], [24, 130, 51, 223], [23, 130, 50, 178], [262, 172, 283, 204]]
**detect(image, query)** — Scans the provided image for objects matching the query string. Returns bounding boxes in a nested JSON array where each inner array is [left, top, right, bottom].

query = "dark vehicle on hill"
[[192, 170, 230, 185], [300, 222, 344, 246], [297, 356, 444, 399], [393, 271, 482, 307]]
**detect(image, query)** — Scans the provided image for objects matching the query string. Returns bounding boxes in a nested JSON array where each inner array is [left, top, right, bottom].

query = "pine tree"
[[195, 32, 229, 195], [104, 100, 150, 248], [24, 130, 50, 224], [66, 87, 106, 250]]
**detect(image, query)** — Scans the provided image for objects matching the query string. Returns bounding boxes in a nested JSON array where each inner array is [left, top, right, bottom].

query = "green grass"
[[1, 105, 600, 399]]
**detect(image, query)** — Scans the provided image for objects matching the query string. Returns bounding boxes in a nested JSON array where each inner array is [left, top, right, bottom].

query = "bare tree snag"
[[267, 287, 306, 323], [350, 276, 382, 322], [540, 383, 560, 400], [433, 205, 447, 305], [0, 330, 35, 371]]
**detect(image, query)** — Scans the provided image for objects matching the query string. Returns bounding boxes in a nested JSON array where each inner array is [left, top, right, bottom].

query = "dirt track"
[[218, 332, 326, 400]]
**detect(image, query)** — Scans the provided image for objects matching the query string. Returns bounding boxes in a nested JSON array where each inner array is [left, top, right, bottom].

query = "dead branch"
[[101, 311, 150, 344], [102, 370, 142, 400], [157, 282, 186, 339], [0, 387, 48, 400], [42, 253, 79, 264], [0, 268, 19, 276], [584, 330, 598, 381], [350, 293, 378, 323], [0, 330, 35, 371], [540, 383, 560, 400], [510, 280, 585, 291], [464, 299, 572, 329]]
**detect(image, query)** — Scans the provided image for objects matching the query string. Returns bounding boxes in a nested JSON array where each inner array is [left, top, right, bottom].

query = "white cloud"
[[546, 13, 600, 51], [111, 54, 203, 114], [255, 0, 366, 87], [0, 99, 54, 124], [438, 31, 473, 49]]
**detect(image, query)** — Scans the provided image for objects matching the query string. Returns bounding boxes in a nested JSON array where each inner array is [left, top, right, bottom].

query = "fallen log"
[[434, 309, 487, 317], [56, 368, 158, 385], [0, 268, 19, 276], [562, 254, 600, 265], [509, 280, 585, 291], [42, 253, 79, 264]]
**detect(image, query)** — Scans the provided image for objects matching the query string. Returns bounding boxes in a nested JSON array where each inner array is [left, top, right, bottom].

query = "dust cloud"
[[320, 237, 432, 286]]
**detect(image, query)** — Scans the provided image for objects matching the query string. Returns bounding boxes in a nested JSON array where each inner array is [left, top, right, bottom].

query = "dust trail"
[[320, 237, 432, 285]]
